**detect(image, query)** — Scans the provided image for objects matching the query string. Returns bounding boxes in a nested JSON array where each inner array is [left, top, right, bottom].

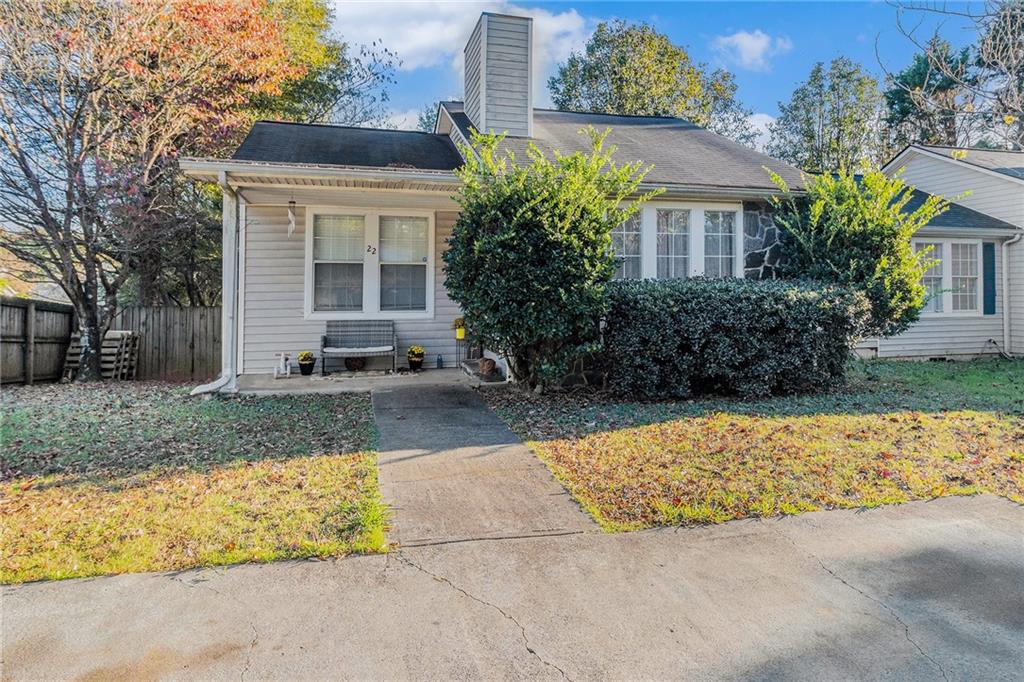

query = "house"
[[873, 145, 1024, 359], [180, 12, 1024, 391]]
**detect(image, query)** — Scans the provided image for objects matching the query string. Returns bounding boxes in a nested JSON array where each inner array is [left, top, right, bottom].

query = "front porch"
[[234, 367, 483, 395]]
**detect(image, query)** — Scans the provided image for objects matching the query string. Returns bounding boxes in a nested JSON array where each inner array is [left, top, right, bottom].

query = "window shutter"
[[982, 242, 996, 315]]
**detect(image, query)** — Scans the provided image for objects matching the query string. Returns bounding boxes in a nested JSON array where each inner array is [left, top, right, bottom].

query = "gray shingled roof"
[[441, 101, 806, 192], [233, 121, 463, 171], [917, 145, 1024, 180], [903, 188, 1020, 231]]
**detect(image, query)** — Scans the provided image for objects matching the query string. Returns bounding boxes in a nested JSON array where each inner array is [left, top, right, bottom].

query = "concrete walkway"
[[5, 496, 1022, 680], [371, 384, 595, 546]]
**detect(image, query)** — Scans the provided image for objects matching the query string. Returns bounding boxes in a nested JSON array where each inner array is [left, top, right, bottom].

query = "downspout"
[[191, 171, 240, 395], [1002, 231, 1023, 358]]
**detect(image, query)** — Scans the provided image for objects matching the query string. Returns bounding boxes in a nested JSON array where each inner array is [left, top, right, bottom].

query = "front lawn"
[[1, 383, 386, 583], [483, 360, 1024, 531]]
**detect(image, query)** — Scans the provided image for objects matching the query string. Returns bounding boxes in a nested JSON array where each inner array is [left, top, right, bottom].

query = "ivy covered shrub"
[[443, 128, 660, 389], [604, 278, 871, 399]]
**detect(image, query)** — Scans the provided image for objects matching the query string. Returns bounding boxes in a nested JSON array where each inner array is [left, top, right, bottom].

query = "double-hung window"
[[313, 215, 365, 312], [911, 238, 982, 315], [379, 216, 429, 311], [914, 242, 943, 313], [950, 243, 979, 312], [306, 208, 433, 319], [611, 213, 642, 279]]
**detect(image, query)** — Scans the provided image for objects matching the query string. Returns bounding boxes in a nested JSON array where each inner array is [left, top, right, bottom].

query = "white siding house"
[[180, 12, 1024, 392], [882, 146, 1024, 357]]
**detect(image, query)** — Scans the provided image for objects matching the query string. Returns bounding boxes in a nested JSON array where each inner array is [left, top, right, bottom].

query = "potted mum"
[[452, 317, 466, 340], [407, 345, 425, 371], [297, 351, 316, 375]]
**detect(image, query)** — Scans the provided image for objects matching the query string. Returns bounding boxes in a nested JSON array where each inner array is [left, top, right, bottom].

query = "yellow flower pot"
[[455, 327, 465, 340]]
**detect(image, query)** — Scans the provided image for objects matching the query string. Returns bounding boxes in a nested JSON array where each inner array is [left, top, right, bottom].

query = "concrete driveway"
[[4, 495, 1022, 680]]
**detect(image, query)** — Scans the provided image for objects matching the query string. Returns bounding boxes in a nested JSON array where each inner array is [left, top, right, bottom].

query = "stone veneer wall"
[[743, 200, 785, 280]]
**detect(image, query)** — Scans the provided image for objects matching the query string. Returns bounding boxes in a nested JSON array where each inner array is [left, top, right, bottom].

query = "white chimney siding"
[[462, 13, 533, 138]]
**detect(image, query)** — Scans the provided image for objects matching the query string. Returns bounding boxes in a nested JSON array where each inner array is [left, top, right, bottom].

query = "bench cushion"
[[323, 345, 394, 355]]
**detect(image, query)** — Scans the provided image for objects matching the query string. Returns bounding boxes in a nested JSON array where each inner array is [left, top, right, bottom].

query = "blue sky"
[[330, 1, 980, 144]]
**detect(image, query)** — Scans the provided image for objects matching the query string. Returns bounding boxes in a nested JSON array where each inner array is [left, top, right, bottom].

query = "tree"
[[135, 0, 398, 306], [894, 0, 1024, 148], [417, 102, 438, 133], [548, 20, 756, 146], [767, 166, 949, 337], [768, 58, 887, 172], [443, 129, 661, 389], [884, 38, 974, 147], [0, 0, 298, 378]]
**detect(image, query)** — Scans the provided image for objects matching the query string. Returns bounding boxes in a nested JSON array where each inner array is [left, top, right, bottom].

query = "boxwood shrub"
[[604, 278, 871, 399]]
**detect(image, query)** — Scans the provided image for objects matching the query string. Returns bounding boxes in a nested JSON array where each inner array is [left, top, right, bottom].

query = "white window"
[[914, 242, 943, 313], [911, 239, 982, 316], [704, 211, 736, 278], [313, 215, 365, 312], [612, 213, 642, 279], [950, 242, 979, 312], [379, 216, 429, 311], [656, 209, 690, 279], [305, 208, 434, 320]]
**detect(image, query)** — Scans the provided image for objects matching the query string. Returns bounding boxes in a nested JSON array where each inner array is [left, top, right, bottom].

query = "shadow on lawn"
[[1, 382, 377, 490]]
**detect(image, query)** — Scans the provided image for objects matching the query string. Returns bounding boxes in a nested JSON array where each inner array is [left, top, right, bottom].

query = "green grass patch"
[[483, 360, 1024, 531], [1, 383, 387, 583]]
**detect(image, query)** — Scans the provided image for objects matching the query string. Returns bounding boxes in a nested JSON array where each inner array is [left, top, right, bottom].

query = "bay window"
[[911, 238, 982, 315], [703, 211, 736, 278], [656, 209, 690, 279], [306, 208, 433, 319], [612, 203, 742, 280]]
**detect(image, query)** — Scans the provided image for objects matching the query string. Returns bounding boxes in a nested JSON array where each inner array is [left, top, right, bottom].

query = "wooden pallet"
[[62, 331, 139, 381]]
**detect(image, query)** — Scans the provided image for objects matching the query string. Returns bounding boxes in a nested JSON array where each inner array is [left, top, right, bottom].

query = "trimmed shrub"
[[604, 278, 871, 399], [444, 128, 660, 389]]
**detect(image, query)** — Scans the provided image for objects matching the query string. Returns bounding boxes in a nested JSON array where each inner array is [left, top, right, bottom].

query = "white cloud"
[[331, 1, 592, 106], [386, 108, 424, 130], [712, 30, 792, 72], [747, 112, 775, 152]]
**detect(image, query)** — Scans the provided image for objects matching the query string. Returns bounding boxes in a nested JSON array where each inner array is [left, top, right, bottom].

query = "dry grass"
[[483, 360, 1024, 531], [1, 383, 386, 583]]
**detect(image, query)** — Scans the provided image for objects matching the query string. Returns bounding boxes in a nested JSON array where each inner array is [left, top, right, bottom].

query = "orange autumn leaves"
[[113, 0, 304, 150]]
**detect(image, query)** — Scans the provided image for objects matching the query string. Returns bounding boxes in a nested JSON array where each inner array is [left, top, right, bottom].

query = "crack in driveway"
[[395, 552, 571, 681], [771, 526, 950, 682]]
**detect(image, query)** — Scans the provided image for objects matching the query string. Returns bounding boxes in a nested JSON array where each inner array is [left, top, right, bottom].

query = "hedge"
[[603, 278, 871, 399]]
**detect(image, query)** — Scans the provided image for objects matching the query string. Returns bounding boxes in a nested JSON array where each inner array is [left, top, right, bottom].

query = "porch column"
[[220, 175, 239, 390]]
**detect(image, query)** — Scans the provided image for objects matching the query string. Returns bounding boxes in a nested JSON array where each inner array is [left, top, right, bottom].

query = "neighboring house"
[[876, 145, 1024, 359], [181, 12, 1023, 390]]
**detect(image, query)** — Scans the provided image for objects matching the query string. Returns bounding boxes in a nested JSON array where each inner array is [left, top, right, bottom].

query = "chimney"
[[463, 13, 533, 137]]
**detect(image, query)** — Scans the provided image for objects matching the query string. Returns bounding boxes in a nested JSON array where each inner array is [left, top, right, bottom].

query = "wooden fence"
[[110, 306, 221, 381], [1, 297, 74, 384], [1, 298, 221, 384]]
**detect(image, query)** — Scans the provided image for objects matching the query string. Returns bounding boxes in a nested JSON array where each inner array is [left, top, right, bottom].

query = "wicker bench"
[[321, 321, 398, 375]]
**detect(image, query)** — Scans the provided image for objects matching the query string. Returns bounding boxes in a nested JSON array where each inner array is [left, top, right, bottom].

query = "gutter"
[[1003, 231, 1023, 357], [191, 171, 241, 395], [179, 158, 461, 185], [179, 158, 805, 200]]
